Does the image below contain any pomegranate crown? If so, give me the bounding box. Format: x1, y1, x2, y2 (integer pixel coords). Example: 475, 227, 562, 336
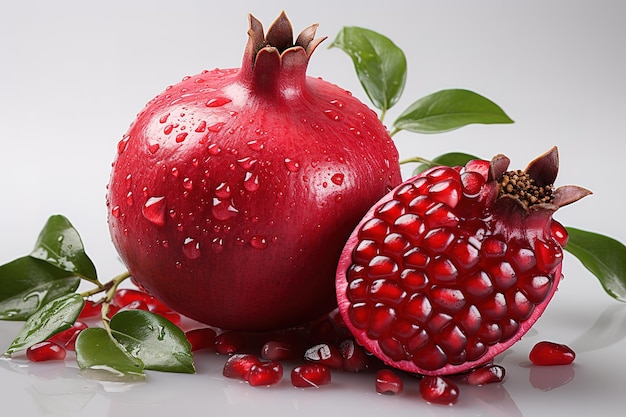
488, 146, 591, 213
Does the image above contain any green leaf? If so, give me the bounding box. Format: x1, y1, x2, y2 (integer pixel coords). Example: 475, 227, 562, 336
410, 152, 481, 175
75, 327, 145, 380
110, 310, 195, 374
393, 89, 514, 134
5, 293, 84, 354
29, 215, 98, 283
0, 256, 80, 320
564, 227, 626, 302
330, 26, 407, 113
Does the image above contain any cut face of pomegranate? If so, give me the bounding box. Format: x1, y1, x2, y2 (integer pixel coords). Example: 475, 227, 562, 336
336, 147, 590, 375
106, 12, 401, 332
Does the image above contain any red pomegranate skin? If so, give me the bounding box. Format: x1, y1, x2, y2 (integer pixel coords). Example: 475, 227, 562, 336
106, 13, 401, 331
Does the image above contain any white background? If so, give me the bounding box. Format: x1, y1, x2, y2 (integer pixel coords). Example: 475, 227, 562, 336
1, 1, 626, 416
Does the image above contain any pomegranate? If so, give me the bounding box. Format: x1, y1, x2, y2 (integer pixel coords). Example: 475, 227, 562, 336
336, 147, 591, 375
106, 12, 401, 331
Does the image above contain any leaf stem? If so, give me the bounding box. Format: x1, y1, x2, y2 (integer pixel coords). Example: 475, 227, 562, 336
99, 271, 132, 333
399, 156, 435, 166
389, 127, 402, 138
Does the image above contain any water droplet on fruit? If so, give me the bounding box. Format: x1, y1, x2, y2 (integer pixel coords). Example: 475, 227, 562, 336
330, 99, 345, 108
244, 172, 260, 192
142, 196, 166, 226
183, 178, 193, 191
247, 139, 265, 151
171, 167, 180, 178
214, 182, 231, 199
208, 143, 221, 155
111, 206, 121, 218
159, 113, 170, 123
126, 191, 134, 206
183, 237, 201, 259
176, 132, 188, 143
237, 157, 257, 170
211, 237, 224, 253
195, 121, 207, 132
164, 124, 174, 135
324, 109, 341, 121
331, 173, 344, 186
250, 236, 268, 250
117, 135, 130, 154
208, 122, 225, 132
211, 198, 239, 221
206, 97, 232, 107
148, 143, 160, 154
285, 158, 300, 172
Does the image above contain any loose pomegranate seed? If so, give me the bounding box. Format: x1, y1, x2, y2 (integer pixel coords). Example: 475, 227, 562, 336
291, 364, 332, 388
185, 327, 217, 351
529, 341, 575, 365
247, 361, 283, 386
304, 343, 344, 369
419, 376, 459, 405
214, 331, 246, 354
261, 340, 295, 361
49, 321, 88, 346
339, 339, 370, 372
119, 299, 150, 312
466, 364, 506, 385
375, 369, 403, 395
26, 341, 67, 362
223, 354, 262, 380
78, 300, 102, 320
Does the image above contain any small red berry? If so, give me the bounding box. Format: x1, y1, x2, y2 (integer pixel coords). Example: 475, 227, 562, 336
26, 341, 67, 362
419, 376, 459, 405
375, 369, 403, 395
529, 341, 575, 365
223, 354, 262, 380
290, 364, 332, 388
185, 327, 217, 351
247, 361, 283, 386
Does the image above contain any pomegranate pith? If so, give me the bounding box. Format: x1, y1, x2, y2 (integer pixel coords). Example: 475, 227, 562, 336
106, 12, 401, 331
336, 147, 590, 375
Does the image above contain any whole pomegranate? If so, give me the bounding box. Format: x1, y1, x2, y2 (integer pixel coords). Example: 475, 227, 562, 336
336, 147, 590, 375
107, 13, 401, 331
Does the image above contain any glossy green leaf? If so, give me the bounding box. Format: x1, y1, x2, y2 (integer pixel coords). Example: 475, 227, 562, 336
393, 89, 514, 134
411, 152, 481, 175
564, 227, 626, 302
75, 327, 145, 380
330, 26, 407, 113
0, 256, 81, 320
29, 215, 98, 283
110, 310, 195, 374
5, 293, 84, 354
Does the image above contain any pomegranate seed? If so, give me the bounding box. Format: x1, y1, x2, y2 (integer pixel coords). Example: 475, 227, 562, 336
214, 331, 245, 354
223, 354, 262, 380
419, 376, 459, 405
119, 299, 150, 312
466, 364, 506, 385
261, 340, 295, 361
291, 364, 331, 388
49, 321, 88, 346
375, 369, 403, 395
338, 339, 370, 372
114, 288, 151, 306
185, 328, 217, 351
304, 343, 344, 369
26, 341, 66, 362
78, 300, 102, 320
247, 361, 283, 386
529, 341, 575, 365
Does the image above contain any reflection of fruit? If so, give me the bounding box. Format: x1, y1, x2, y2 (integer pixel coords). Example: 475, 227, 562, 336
106, 12, 401, 332
529, 341, 575, 365
336, 147, 590, 375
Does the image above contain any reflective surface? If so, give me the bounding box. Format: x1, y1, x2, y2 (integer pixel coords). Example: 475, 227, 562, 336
2, 0, 626, 415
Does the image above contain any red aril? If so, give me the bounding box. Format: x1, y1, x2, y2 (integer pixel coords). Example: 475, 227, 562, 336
247, 361, 284, 386
336, 148, 590, 375
466, 364, 506, 385
78, 300, 102, 320
26, 341, 67, 362
291, 364, 332, 388
106, 12, 401, 332
338, 338, 370, 372
529, 341, 575, 365
223, 354, 262, 380
419, 376, 459, 405
185, 327, 217, 351
261, 340, 296, 361
214, 331, 246, 354
375, 369, 403, 395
